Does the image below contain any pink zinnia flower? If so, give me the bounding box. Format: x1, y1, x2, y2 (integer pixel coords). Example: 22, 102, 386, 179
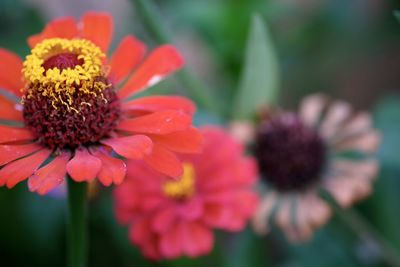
114, 127, 259, 259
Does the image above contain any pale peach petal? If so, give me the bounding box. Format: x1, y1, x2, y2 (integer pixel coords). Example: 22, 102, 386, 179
340, 112, 372, 136
252, 191, 278, 234
319, 101, 351, 140
303, 193, 331, 229
290, 194, 314, 241
275, 196, 291, 230
299, 94, 326, 127
331, 159, 379, 181
323, 175, 372, 208
330, 112, 372, 143
275, 195, 304, 241
277, 192, 331, 242
333, 130, 381, 154
324, 177, 352, 207
229, 121, 256, 144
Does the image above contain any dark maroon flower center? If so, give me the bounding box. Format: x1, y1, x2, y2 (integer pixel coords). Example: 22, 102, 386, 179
23, 78, 121, 150
42, 53, 84, 70
254, 113, 327, 192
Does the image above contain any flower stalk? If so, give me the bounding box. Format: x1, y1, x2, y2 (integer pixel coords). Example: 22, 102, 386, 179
132, 0, 221, 115
322, 191, 400, 267
67, 177, 88, 267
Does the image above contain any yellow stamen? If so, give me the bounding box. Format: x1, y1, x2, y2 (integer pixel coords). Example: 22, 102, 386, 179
163, 163, 196, 199
22, 38, 108, 111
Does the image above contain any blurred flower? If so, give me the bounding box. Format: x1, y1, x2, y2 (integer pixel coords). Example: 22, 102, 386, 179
0, 11, 202, 195
251, 94, 380, 241
114, 127, 259, 260
229, 120, 255, 144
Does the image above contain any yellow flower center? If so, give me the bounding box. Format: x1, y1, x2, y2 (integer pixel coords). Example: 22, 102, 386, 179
163, 164, 196, 199
22, 38, 109, 112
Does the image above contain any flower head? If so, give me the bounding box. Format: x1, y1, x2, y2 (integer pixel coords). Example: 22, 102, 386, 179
0, 12, 202, 195
114, 127, 259, 260
252, 94, 380, 241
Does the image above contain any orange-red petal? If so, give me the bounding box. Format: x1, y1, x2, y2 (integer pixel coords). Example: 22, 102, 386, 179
0, 149, 51, 188
0, 95, 23, 121
66, 148, 101, 182
28, 152, 70, 195
118, 45, 184, 99
91, 149, 127, 186
122, 95, 196, 116
117, 110, 192, 134
0, 143, 42, 166
0, 125, 34, 144
0, 48, 24, 97
110, 35, 147, 84
81, 12, 113, 53
149, 127, 203, 154
27, 17, 78, 48
101, 135, 153, 159
144, 144, 183, 178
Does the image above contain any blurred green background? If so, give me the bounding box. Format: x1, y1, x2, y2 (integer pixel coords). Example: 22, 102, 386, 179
0, 0, 400, 266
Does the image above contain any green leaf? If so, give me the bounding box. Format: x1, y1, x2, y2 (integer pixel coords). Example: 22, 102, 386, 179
373, 95, 400, 167
394, 10, 400, 23
233, 14, 280, 120
226, 228, 273, 267
368, 95, 400, 252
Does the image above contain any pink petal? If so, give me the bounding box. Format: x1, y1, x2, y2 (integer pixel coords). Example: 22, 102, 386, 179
151, 205, 177, 233
101, 135, 153, 159
109, 35, 147, 84
0, 149, 51, 188
129, 218, 161, 260
114, 185, 140, 224
118, 45, 184, 99
235, 191, 259, 217
202, 203, 232, 228
178, 197, 204, 220
28, 152, 70, 195
159, 222, 183, 259
129, 217, 152, 245
125, 160, 164, 192
117, 110, 192, 134
181, 221, 214, 257
91, 149, 126, 186
66, 148, 101, 182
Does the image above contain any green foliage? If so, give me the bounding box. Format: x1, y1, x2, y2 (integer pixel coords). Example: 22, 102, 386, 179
394, 10, 400, 23
232, 14, 280, 120
368, 96, 400, 251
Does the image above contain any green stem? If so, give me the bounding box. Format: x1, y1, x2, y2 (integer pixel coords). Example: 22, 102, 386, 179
67, 178, 88, 267
132, 0, 221, 115
322, 192, 400, 267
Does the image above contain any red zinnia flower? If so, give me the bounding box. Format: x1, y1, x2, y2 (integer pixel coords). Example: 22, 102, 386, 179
114, 127, 259, 260
0, 11, 202, 195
